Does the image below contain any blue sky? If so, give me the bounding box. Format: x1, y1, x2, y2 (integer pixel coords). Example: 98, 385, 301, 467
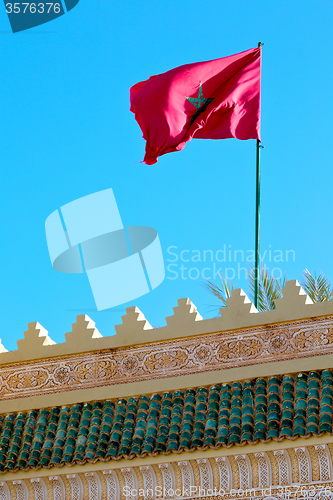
1, 0, 333, 350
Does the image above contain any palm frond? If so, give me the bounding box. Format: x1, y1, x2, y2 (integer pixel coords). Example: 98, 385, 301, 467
204, 273, 235, 308
248, 266, 286, 311
300, 269, 333, 302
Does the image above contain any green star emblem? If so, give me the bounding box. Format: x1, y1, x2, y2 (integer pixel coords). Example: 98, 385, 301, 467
186, 82, 213, 125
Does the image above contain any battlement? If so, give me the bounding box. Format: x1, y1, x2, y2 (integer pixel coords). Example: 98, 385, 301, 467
0, 279, 331, 364
1, 279, 333, 415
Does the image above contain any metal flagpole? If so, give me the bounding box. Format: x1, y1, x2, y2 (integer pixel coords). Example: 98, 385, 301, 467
254, 42, 263, 310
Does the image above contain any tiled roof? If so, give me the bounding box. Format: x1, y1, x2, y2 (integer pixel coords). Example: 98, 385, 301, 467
1, 369, 333, 473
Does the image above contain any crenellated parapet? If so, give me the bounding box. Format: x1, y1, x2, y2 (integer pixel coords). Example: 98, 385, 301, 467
17, 322, 56, 351
0, 280, 332, 363
1, 280, 333, 412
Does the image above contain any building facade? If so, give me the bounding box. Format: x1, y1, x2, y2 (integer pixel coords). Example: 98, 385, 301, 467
0, 280, 333, 500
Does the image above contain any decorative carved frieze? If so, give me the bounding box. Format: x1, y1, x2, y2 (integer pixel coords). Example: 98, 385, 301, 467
1, 315, 333, 400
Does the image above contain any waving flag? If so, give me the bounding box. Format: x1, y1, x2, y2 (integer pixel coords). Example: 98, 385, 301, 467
130, 47, 261, 165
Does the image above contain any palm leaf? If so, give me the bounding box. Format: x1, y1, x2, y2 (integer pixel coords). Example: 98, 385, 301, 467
300, 269, 333, 302
248, 265, 286, 311
204, 272, 235, 308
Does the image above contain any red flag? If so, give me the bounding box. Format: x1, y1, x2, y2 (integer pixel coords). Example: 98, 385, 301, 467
130, 47, 261, 165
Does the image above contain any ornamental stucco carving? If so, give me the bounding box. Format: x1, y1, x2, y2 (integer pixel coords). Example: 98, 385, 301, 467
0, 315, 333, 401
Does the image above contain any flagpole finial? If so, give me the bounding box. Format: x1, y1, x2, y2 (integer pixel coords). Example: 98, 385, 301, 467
258, 42, 264, 47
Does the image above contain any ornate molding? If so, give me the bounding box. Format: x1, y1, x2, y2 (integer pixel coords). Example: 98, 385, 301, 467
235, 455, 251, 489
0, 446, 333, 499
177, 461, 194, 497
31, 478, 46, 500
316, 445, 332, 481
294, 447, 312, 483
215, 457, 232, 491
158, 463, 175, 498
255, 452, 271, 488
0, 482, 10, 500
121, 468, 137, 500
273, 450, 291, 486
196, 458, 213, 491
139, 466, 155, 500
1, 315, 333, 401
103, 470, 119, 500
66, 474, 83, 500
13, 480, 27, 500
49, 476, 65, 500
85, 472, 101, 500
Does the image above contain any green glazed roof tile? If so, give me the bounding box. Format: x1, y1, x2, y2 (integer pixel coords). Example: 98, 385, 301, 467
4, 368, 333, 472
142, 397, 161, 453
3, 413, 25, 471
81, 402, 104, 458
16, 410, 38, 469
307, 423, 319, 434
155, 392, 172, 451
28, 409, 49, 468
49, 406, 71, 466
